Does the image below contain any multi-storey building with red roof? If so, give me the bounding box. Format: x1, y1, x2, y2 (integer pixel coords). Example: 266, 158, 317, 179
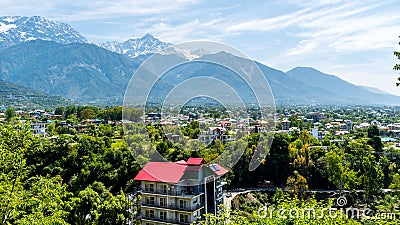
134, 157, 228, 225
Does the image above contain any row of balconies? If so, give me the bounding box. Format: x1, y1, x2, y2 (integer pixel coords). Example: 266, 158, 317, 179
141, 215, 192, 225
142, 188, 203, 197
142, 202, 204, 212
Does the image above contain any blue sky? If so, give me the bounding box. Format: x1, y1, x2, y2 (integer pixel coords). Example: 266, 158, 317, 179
2, 0, 400, 95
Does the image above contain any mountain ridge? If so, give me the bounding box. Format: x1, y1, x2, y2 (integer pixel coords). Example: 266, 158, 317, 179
0, 16, 398, 106
98, 34, 172, 58
0, 40, 138, 103
0, 16, 88, 49
0, 79, 72, 108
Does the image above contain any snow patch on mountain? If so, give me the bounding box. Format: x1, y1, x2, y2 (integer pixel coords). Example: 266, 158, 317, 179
98, 34, 172, 58
0, 23, 17, 33
98, 34, 214, 60
0, 16, 88, 49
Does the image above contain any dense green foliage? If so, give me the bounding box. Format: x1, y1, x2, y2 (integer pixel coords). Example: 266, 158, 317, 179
201, 190, 400, 224
3, 105, 400, 224
0, 80, 72, 108
0, 123, 140, 224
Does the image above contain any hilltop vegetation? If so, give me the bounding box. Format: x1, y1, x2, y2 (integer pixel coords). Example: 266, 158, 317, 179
0, 80, 72, 108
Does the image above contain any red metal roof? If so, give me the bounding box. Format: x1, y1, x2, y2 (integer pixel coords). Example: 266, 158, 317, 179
185, 165, 202, 171
134, 162, 187, 183
213, 164, 229, 176
134, 158, 227, 183
186, 157, 206, 165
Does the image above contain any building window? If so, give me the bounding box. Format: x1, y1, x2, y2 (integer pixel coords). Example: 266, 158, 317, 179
146, 196, 155, 205
145, 209, 155, 218
162, 185, 168, 194
148, 183, 154, 192
160, 211, 167, 220
179, 200, 186, 209
160, 197, 166, 207
179, 214, 189, 223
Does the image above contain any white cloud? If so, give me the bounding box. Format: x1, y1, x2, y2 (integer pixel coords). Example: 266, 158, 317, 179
221, 0, 400, 57
134, 18, 226, 43
225, 1, 356, 33
286, 1, 400, 55
225, 8, 309, 32
0, 0, 199, 21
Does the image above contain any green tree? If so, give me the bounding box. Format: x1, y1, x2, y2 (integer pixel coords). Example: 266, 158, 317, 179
46, 122, 56, 135
0, 124, 70, 224
65, 105, 76, 118
55, 106, 65, 116
362, 154, 384, 203
68, 182, 130, 225
326, 150, 344, 189
80, 108, 96, 120
5, 107, 15, 121
98, 106, 122, 121
389, 169, 400, 189
367, 125, 383, 152
285, 171, 308, 196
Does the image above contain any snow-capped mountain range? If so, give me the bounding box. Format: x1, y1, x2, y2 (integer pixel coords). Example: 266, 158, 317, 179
0, 16, 173, 58
98, 34, 172, 58
0, 16, 88, 49
0, 16, 206, 59
0, 15, 399, 105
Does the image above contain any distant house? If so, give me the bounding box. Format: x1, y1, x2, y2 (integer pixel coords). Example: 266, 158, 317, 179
371, 120, 381, 127
281, 119, 290, 131
29, 109, 45, 118
310, 127, 324, 140
147, 112, 161, 122
288, 127, 300, 134
219, 120, 231, 128
30, 122, 47, 135
345, 120, 353, 131
81, 119, 104, 125
199, 127, 234, 144
381, 137, 398, 143
134, 158, 228, 225
306, 112, 326, 123
356, 123, 370, 129
166, 133, 181, 143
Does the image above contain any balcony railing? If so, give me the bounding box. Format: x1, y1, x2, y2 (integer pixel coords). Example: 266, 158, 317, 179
142, 188, 203, 197
216, 180, 227, 188
142, 202, 204, 212
142, 215, 192, 224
